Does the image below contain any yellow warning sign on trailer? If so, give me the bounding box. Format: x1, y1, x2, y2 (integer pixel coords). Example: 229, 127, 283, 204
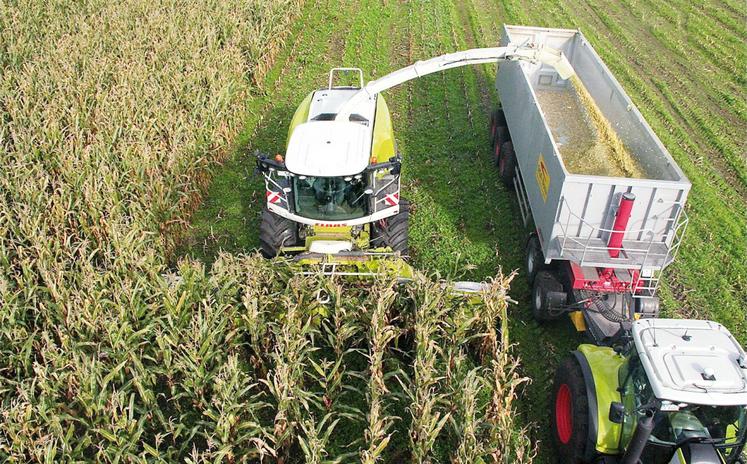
535, 154, 550, 202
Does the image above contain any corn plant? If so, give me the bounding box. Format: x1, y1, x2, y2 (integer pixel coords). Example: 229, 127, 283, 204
449, 363, 485, 464
262, 277, 320, 461
405, 278, 451, 464
297, 413, 339, 464
481, 278, 536, 464
360, 281, 399, 464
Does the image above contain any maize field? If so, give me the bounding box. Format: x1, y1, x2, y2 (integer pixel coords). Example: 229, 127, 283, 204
2, 0, 745, 461
0, 0, 533, 461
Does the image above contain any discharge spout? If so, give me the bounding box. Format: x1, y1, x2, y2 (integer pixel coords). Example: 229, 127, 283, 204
608, 192, 635, 258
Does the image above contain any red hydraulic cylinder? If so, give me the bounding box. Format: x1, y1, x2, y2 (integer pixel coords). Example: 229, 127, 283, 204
608, 192, 635, 258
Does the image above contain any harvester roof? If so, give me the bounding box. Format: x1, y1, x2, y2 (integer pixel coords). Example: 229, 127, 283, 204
285, 121, 371, 177
285, 88, 376, 177
633, 319, 747, 406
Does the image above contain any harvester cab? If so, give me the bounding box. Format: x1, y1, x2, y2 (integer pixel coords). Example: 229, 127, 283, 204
256, 67, 409, 277
553, 319, 747, 464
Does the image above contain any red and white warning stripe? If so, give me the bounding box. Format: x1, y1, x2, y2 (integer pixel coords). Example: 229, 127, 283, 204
384, 193, 399, 206
266, 191, 281, 204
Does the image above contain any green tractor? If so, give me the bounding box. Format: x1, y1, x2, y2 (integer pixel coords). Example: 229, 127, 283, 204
553, 319, 747, 463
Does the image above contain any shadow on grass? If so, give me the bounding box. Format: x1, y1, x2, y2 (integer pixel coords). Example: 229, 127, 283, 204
173, 102, 297, 265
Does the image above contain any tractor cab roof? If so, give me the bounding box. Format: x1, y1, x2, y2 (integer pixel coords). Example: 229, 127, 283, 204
285, 88, 377, 177
633, 319, 747, 406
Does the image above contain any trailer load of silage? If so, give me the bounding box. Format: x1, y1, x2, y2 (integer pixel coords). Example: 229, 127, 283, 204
536, 76, 647, 178
0, 253, 534, 463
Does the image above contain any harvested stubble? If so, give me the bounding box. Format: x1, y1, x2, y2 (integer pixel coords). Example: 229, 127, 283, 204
537, 76, 647, 178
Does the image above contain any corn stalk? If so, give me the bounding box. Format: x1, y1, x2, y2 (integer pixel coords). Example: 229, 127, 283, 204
360, 281, 399, 464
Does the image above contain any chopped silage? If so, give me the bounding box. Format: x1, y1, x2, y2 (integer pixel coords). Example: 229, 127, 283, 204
536, 76, 647, 178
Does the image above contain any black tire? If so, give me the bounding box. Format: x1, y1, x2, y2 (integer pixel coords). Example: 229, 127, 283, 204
489, 109, 506, 145
259, 208, 298, 258
531, 270, 565, 322
493, 126, 510, 157
525, 234, 547, 286
498, 141, 516, 190
372, 198, 409, 254
552, 356, 592, 464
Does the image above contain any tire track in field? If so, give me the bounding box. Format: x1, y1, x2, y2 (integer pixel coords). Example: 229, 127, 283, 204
453, 0, 491, 116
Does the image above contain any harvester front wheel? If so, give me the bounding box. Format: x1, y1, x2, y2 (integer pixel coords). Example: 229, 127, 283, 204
498, 141, 516, 190
552, 356, 592, 463
259, 208, 298, 258
372, 198, 410, 255
531, 270, 565, 322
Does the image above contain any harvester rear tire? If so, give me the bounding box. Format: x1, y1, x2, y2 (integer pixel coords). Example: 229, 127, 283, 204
531, 270, 564, 322
259, 208, 298, 258
372, 198, 410, 255
498, 141, 516, 191
490, 109, 506, 145
552, 356, 592, 464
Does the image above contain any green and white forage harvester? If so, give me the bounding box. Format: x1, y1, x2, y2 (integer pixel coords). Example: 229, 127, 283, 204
487, 26, 746, 463
255, 42, 574, 281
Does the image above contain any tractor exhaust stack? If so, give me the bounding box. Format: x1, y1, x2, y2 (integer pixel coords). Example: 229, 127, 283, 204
620, 409, 654, 464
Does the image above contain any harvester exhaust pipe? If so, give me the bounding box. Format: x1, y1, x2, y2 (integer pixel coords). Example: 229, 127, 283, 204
608, 192, 635, 258
620, 409, 654, 464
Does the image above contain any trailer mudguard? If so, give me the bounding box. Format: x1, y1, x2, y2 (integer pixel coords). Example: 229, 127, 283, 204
286, 91, 314, 147
576, 344, 626, 455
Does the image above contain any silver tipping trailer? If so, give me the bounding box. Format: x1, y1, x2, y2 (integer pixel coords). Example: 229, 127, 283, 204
490, 25, 691, 344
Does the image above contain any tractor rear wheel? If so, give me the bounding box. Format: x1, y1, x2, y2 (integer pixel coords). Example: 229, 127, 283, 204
498, 141, 516, 190
259, 208, 298, 258
372, 198, 410, 254
552, 356, 592, 464
531, 270, 565, 322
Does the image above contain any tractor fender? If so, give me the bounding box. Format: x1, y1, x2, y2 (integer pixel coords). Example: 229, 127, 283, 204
575, 345, 626, 456
572, 350, 600, 462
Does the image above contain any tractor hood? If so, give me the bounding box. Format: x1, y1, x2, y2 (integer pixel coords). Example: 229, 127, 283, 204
285, 121, 371, 177
633, 319, 747, 406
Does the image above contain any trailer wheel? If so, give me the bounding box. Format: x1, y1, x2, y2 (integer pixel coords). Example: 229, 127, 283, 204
531, 270, 565, 322
372, 198, 410, 254
259, 208, 299, 258
498, 141, 516, 190
493, 127, 510, 164
490, 109, 506, 145
525, 235, 549, 285
552, 356, 592, 464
